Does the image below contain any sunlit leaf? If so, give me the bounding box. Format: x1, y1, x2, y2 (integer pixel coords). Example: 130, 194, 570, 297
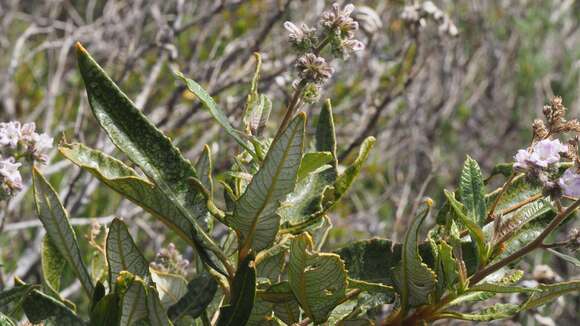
106, 218, 150, 287
459, 156, 487, 225
438, 303, 519, 321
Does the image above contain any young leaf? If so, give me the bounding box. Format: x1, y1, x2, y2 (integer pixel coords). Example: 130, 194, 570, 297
459, 156, 486, 225
60, 143, 206, 256
76, 43, 224, 275
438, 303, 519, 321
297, 152, 333, 181
22, 289, 85, 326
288, 233, 347, 324
393, 204, 437, 309
41, 236, 66, 293
331, 136, 376, 205
106, 218, 150, 287
177, 72, 255, 156
167, 273, 218, 322
217, 254, 257, 326
32, 168, 94, 296
232, 113, 305, 253
434, 241, 458, 297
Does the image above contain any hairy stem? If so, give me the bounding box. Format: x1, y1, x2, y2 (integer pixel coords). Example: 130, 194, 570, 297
274, 79, 307, 139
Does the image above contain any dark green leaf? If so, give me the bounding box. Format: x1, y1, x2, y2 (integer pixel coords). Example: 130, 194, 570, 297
167, 273, 218, 322
217, 254, 257, 326
459, 156, 487, 225
90, 293, 120, 326
23, 289, 85, 326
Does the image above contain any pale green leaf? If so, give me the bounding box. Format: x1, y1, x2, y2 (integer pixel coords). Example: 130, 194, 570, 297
434, 241, 458, 297
297, 152, 333, 181
119, 277, 148, 326
0, 313, 16, 326
150, 270, 188, 309
32, 168, 94, 296
145, 286, 170, 326
332, 136, 375, 205
288, 233, 347, 324
393, 205, 437, 309
41, 236, 66, 293
106, 218, 150, 287
548, 249, 580, 267
232, 113, 305, 252
438, 303, 519, 321
522, 280, 580, 310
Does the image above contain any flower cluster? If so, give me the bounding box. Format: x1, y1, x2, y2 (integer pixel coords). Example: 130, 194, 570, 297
283, 3, 367, 103
150, 243, 191, 277
401, 1, 458, 37
0, 121, 53, 201
513, 98, 580, 198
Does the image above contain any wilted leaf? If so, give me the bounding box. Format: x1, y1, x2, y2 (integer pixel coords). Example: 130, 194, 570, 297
32, 168, 94, 296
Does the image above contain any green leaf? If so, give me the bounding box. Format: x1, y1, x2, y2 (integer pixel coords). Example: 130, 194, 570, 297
438, 303, 519, 321
447, 269, 524, 306
59, 143, 206, 260
150, 270, 188, 309
145, 286, 170, 326
288, 233, 347, 324
90, 293, 120, 326
393, 204, 437, 309
41, 236, 67, 293
232, 113, 305, 253
444, 190, 487, 266
297, 152, 333, 181
23, 289, 85, 326
434, 241, 458, 297
106, 218, 150, 287
266, 283, 300, 325
76, 44, 223, 275
467, 283, 537, 294
32, 168, 94, 296
177, 72, 255, 156
278, 101, 338, 234
548, 249, 580, 267
118, 275, 148, 326
332, 137, 375, 205
0, 284, 37, 309
459, 156, 487, 225
522, 280, 580, 310
0, 313, 16, 326
167, 273, 218, 322
217, 254, 257, 326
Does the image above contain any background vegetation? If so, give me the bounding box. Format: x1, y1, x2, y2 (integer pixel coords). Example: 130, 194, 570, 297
0, 0, 578, 324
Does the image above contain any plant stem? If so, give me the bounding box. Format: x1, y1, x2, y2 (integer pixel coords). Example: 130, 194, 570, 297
486, 172, 517, 221
275, 79, 307, 139
470, 197, 580, 284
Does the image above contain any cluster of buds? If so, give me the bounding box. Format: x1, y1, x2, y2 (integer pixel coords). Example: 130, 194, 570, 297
400, 1, 458, 37
0, 121, 53, 201
150, 243, 191, 277
284, 3, 368, 103
513, 98, 580, 198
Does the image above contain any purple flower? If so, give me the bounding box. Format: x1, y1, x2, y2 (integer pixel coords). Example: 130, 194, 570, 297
514, 139, 567, 170
559, 168, 580, 198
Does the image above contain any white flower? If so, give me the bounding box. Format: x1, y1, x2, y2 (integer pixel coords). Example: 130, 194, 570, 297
20, 122, 36, 143
0, 121, 21, 148
0, 157, 23, 192
559, 168, 580, 197
514, 139, 567, 170
32, 133, 53, 152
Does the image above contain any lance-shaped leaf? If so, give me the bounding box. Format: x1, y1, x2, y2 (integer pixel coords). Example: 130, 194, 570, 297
279, 101, 339, 233
522, 280, 580, 310
41, 236, 66, 293
177, 72, 255, 156
106, 218, 150, 287
167, 273, 218, 322
22, 289, 85, 326
331, 136, 375, 205
217, 254, 257, 326
232, 113, 305, 253
434, 241, 458, 297
288, 233, 347, 324
146, 286, 170, 326
76, 43, 223, 274
0, 313, 15, 326
393, 204, 437, 309
548, 249, 580, 267
0, 284, 38, 309
297, 152, 333, 181
467, 283, 538, 294
438, 303, 519, 321
32, 168, 94, 296
60, 143, 201, 255
459, 156, 486, 225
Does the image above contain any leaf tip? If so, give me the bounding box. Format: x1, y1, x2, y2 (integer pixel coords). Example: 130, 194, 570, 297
75, 41, 87, 54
